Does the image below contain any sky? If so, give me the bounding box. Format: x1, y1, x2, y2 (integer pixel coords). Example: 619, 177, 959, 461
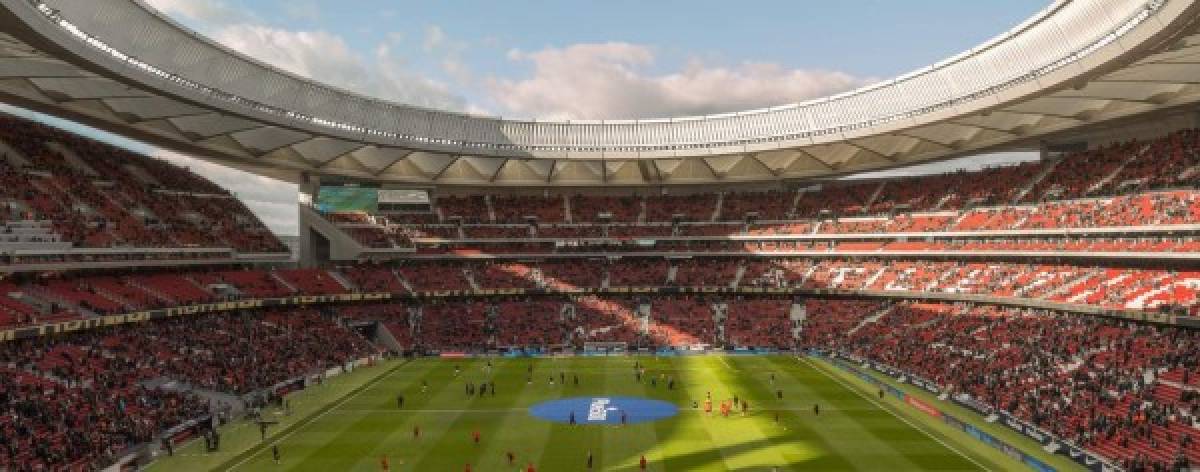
11, 0, 1052, 235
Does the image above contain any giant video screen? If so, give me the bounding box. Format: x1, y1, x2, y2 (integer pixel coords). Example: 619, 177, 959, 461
316, 186, 378, 213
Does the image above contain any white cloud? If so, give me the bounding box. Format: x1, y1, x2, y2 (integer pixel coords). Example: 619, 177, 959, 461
422, 25, 446, 53
419, 25, 473, 87
141, 0, 250, 25
282, 0, 321, 22
488, 42, 874, 120
144, 0, 467, 112
210, 24, 467, 111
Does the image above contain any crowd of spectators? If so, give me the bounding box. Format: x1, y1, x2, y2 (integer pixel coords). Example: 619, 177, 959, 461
0, 307, 373, 469
0, 115, 286, 254
4, 258, 1200, 331
724, 297, 793, 348
397, 189, 1200, 244
802, 300, 1200, 470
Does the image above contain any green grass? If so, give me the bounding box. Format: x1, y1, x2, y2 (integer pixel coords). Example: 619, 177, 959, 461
150, 355, 1059, 471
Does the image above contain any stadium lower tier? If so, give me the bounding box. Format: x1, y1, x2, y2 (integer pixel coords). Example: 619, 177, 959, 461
2, 257, 1199, 331
0, 307, 376, 470
801, 301, 1200, 471
4, 297, 1200, 470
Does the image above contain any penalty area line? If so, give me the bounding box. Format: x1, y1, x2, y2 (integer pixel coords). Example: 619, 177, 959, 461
798, 356, 991, 472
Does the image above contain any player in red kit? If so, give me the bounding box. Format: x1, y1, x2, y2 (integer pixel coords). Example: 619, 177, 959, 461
640, 455, 648, 470
380, 455, 389, 471
472, 429, 480, 445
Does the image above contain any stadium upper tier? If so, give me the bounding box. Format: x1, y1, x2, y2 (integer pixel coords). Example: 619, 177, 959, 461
0, 113, 289, 267
1, 0, 1200, 185
307, 127, 1200, 260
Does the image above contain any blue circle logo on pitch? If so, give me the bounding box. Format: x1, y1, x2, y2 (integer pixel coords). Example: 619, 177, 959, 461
529, 396, 678, 424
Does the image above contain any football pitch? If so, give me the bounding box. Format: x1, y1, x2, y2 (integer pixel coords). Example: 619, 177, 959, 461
151, 355, 1067, 471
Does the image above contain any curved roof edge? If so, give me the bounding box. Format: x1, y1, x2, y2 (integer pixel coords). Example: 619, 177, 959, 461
11, 0, 1178, 156
0, 0, 1198, 187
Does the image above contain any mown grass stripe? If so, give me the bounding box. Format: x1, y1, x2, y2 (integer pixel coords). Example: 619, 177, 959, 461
177, 356, 1010, 471
799, 356, 990, 471
214, 359, 412, 471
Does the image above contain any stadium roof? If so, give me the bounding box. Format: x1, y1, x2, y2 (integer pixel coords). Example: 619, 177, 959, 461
0, 0, 1199, 187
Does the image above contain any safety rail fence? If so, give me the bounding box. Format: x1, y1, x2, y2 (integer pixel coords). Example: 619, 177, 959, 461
1, 285, 1186, 343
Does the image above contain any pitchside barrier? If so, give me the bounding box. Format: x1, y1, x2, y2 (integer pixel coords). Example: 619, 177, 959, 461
814, 351, 1119, 472
1, 286, 1177, 343
426, 346, 784, 358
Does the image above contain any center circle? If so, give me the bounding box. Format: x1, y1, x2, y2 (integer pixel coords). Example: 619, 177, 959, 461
528, 396, 679, 425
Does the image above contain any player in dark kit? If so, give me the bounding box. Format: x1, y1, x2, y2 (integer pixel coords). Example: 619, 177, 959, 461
587, 450, 594, 469
396, 393, 404, 409
272, 445, 280, 464
569, 410, 577, 425
813, 403, 820, 415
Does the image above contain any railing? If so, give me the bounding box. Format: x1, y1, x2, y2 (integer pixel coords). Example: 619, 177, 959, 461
0, 284, 1179, 343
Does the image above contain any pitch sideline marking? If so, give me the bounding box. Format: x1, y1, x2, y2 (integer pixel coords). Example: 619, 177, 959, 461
798, 356, 991, 472
225, 361, 413, 471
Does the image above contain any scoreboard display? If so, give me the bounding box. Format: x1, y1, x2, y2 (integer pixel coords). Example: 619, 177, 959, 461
316, 185, 378, 213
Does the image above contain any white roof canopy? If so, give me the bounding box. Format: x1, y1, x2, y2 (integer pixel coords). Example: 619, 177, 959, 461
0, 0, 1197, 186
